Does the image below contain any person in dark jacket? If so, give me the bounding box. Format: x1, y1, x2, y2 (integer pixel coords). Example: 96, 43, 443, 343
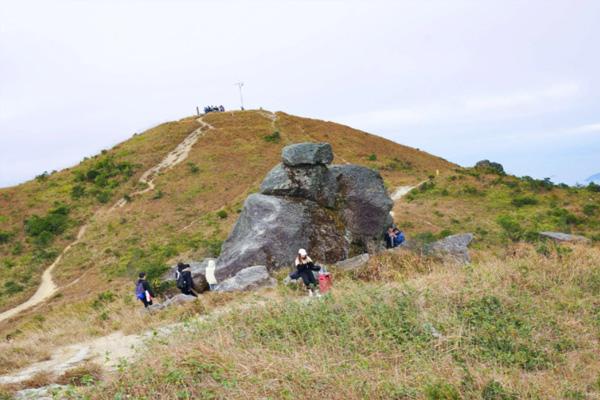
135, 272, 155, 308
175, 262, 198, 297
385, 226, 397, 249
289, 248, 321, 297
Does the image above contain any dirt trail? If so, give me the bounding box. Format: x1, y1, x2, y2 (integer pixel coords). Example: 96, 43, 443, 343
0, 117, 213, 325
389, 180, 428, 218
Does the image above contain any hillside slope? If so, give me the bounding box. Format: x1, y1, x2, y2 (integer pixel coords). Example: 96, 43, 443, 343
0, 110, 453, 322
0, 110, 599, 399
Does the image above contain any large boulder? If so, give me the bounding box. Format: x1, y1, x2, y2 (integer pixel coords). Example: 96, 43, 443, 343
539, 231, 590, 244
214, 142, 393, 281
426, 233, 473, 264
282, 143, 333, 166
215, 194, 347, 280
331, 165, 393, 251
260, 163, 337, 208
214, 265, 276, 292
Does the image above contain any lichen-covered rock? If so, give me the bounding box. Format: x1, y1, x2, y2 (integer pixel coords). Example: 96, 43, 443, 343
282, 143, 333, 166
260, 163, 337, 208
214, 194, 346, 280
426, 233, 473, 264
214, 265, 276, 292
539, 231, 590, 244
331, 165, 393, 251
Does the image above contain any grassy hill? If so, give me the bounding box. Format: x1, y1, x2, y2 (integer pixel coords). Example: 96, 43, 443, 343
0, 110, 599, 399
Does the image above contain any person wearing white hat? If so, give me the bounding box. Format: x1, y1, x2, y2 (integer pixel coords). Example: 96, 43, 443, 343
289, 248, 320, 296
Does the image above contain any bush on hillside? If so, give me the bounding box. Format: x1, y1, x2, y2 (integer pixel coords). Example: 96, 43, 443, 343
367, 153, 377, 161
70, 184, 86, 200
263, 131, 281, 143
583, 204, 598, 216
496, 215, 523, 241
187, 162, 200, 174
474, 160, 505, 175
24, 204, 71, 246
511, 196, 539, 207
0, 231, 12, 244
35, 171, 49, 182
587, 182, 600, 193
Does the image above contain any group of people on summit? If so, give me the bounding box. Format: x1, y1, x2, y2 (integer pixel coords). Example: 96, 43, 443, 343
204, 105, 225, 113
136, 225, 406, 307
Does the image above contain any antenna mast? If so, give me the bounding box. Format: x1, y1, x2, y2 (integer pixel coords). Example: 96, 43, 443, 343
234, 82, 245, 110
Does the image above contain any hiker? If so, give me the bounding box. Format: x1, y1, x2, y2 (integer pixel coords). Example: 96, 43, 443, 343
289, 248, 321, 297
175, 262, 197, 297
385, 227, 397, 248
135, 272, 155, 308
393, 228, 405, 246
219, 105, 225, 112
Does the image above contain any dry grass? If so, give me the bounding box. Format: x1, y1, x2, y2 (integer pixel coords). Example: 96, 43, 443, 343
75, 244, 600, 399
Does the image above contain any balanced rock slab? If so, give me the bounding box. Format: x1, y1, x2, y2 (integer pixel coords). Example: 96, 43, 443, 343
260, 163, 337, 208
282, 143, 333, 166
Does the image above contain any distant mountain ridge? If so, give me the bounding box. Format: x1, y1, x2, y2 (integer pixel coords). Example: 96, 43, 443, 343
586, 172, 600, 183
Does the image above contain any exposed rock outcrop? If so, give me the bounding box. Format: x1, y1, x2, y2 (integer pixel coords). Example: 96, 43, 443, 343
147, 293, 197, 313
335, 253, 370, 271
214, 142, 392, 280
426, 233, 473, 264
539, 231, 590, 244
214, 265, 276, 292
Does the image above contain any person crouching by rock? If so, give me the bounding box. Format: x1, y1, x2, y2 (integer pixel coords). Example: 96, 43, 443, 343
175, 262, 198, 298
135, 272, 155, 308
289, 248, 321, 297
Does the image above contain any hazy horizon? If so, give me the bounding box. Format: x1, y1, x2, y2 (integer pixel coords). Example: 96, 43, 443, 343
2, 0, 599, 187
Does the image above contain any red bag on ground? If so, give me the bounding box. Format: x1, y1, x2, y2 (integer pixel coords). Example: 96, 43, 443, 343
318, 267, 333, 294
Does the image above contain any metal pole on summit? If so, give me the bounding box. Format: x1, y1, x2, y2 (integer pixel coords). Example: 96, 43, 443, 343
235, 82, 245, 110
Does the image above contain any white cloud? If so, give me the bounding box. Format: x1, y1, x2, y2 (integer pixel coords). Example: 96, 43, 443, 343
335, 82, 582, 129
568, 123, 600, 134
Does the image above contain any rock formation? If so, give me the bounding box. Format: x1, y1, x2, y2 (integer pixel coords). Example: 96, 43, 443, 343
214, 142, 393, 280
539, 231, 590, 244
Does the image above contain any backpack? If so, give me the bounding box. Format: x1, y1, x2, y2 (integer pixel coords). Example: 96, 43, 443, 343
135, 281, 145, 300
176, 271, 188, 290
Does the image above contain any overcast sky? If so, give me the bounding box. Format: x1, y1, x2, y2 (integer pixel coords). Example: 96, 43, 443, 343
1, 0, 599, 187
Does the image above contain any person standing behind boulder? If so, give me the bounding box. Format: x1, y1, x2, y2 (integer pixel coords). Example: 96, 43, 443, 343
289, 248, 321, 297
135, 272, 155, 308
175, 262, 198, 298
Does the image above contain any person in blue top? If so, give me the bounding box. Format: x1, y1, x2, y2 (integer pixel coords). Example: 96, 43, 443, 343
385, 226, 405, 248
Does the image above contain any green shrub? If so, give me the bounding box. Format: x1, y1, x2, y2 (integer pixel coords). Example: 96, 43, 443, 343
511, 196, 538, 207
424, 381, 461, 400
496, 215, 523, 241
263, 131, 281, 143
216, 210, 228, 219
24, 203, 71, 245
70, 184, 86, 200
587, 182, 600, 193
0, 230, 11, 244
583, 203, 598, 216
481, 380, 517, 400
367, 153, 377, 161
152, 190, 164, 200
4, 280, 24, 295
35, 171, 49, 182
459, 296, 549, 370
187, 162, 200, 174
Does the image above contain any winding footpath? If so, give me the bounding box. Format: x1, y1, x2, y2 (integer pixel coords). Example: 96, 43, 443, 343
0, 117, 213, 325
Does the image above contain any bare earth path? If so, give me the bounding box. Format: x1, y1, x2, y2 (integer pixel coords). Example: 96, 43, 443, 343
0, 117, 213, 324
